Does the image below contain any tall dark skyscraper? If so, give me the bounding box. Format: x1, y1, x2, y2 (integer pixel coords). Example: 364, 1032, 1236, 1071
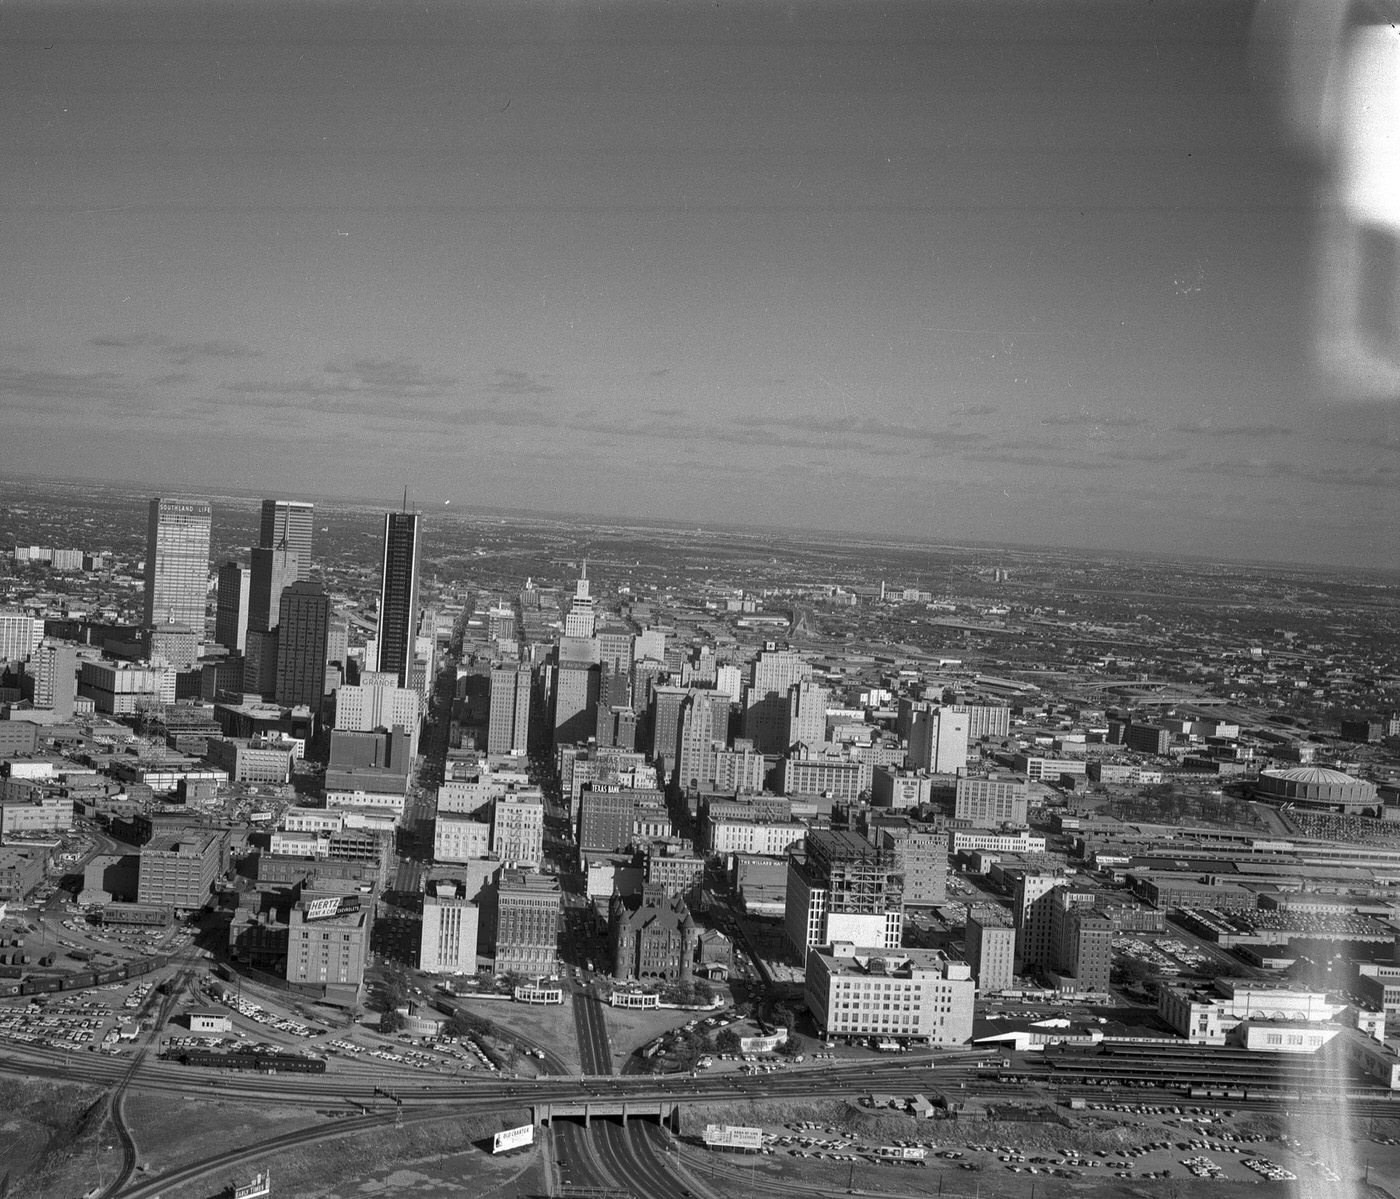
214, 561, 250, 653
248, 545, 299, 635
275, 581, 331, 711
259, 499, 314, 581
143, 497, 212, 632
376, 511, 421, 688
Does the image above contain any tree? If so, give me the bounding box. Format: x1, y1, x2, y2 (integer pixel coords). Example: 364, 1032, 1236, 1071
446, 1010, 491, 1039
380, 1009, 406, 1034
777, 1032, 804, 1057
771, 1002, 796, 1031
714, 1028, 742, 1055
692, 979, 714, 1005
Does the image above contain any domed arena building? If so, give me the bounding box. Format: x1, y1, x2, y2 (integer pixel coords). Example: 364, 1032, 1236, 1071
1253, 766, 1377, 814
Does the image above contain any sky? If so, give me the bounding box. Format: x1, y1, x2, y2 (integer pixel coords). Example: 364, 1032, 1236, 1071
2, 0, 1397, 569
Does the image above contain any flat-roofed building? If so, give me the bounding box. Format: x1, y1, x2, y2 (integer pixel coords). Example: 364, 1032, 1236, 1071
708, 817, 805, 858
79, 661, 176, 715
780, 753, 871, 802
286, 894, 371, 1005
434, 813, 491, 863
0, 846, 46, 899
281, 807, 344, 834
490, 793, 544, 868
785, 830, 903, 966
954, 774, 1029, 826
1011, 754, 1087, 782
487, 869, 560, 976
644, 846, 705, 908
204, 736, 294, 784
0, 791, 73, 836
805, 942, 974, 1045
335, 680, 422, 759
137, 831, 221, 913
965, 907, 1016, 993
420, 877, 480, 974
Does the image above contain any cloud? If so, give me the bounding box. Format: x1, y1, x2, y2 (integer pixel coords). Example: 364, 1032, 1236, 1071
487, 369, 553, 396
89, 333, 155, 349
951, 403, 999, 417
226, 355, 457, 404
325, 356, 456, 392
964, 447, 1121, 471
1171, 419, 1293, 437
1098, 445, 1189, 464
734, 411, 988, 448
165, 339, 261, 364
151, 371, 197, 386
1041, 411, 1148, 428
88, 332, 262, 365
0, 365, 126, 400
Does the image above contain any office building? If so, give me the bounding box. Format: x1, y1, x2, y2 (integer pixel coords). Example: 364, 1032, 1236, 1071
1011, 754, 1087, 783
0, 610, 43, 664
743, 645, 812, 753
78, 661, 176, 715
804, 943, 975, 1045
433, 814, 492, 863
965, 908, 1016, 994
137, 831, 221, 913
376, 511, 421, 688
1012, 871, 1067, 972
785, 830, 903, 966
243, 628, 278, 697
1123, 723, 1173, 755
31, 640, 77, 716
248, 545, 299, 636
676, 688, 728, 793
786, 679, 828, 749
906, 706, 969, 773
553, 659, 599, 749
215, 561, 251, 654
781, 753, 872, 801
945, 703, 1012, 741
420, 877, 480, 973
644, 846, 706, 908
954, 774, 1030, 826
578, 786, 663, 855
0, 792, 74, 837
491, 793, 545, 868
143, 498, 211, 632
884, 828, 947, 907
564, 565, 597, 638
870, 767, 936, 810
259, 499, 314, 581
708, 817, 805, 858
204, 736, 295, 785
286, 895, 371, 1003
1050, 889, 1114, 995
488, 665, 531, 757
335, 677, 422, 759
648, 683, 690, 775
274, 582, 332, 712
145, 624, 200, 671
488, 870, 560, 976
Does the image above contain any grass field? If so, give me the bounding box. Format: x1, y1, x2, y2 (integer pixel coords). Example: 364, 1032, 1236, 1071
147, 1105, 535, 1199
0, 1077, 115, 1199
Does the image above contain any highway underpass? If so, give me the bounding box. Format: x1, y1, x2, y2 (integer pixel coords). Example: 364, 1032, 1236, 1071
534, 1098, 681, 1131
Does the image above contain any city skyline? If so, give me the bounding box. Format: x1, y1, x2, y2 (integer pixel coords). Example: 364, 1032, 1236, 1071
3, 0, 1398, 570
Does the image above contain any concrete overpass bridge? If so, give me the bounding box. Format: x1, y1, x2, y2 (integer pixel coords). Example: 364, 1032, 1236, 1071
533, 1098, 681, 1131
